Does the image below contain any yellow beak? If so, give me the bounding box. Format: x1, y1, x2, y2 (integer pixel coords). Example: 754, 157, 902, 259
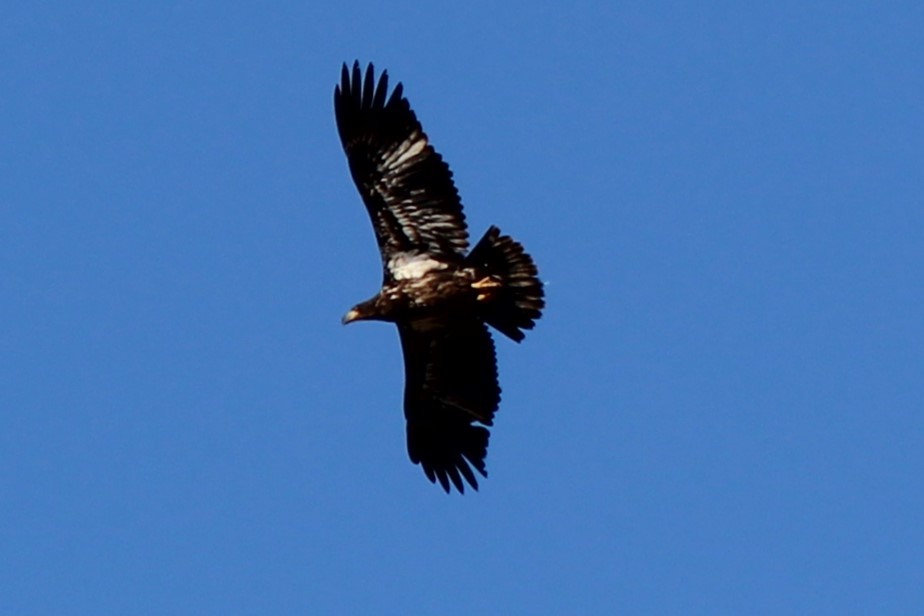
342, 308, 361, 325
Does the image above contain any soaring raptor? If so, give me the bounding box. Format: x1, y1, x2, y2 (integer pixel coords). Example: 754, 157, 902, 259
335, 62, 544, 493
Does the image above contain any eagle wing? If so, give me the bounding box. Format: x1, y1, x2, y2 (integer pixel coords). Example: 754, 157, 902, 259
334, 62, 469, 280
398, 318, 501, 493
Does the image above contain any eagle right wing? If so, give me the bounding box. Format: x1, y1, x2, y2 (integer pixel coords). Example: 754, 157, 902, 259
334, 62, 469, 279
397, 318, 501, 493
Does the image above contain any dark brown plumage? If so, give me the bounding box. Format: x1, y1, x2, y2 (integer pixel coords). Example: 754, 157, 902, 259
335, 62, 544, 493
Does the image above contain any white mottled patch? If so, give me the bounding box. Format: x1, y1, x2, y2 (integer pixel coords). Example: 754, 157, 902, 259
385, 132, 428, 169
388, 252, 447, 280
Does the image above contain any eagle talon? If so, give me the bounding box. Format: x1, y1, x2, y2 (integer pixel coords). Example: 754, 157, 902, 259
472, 276, 502, 290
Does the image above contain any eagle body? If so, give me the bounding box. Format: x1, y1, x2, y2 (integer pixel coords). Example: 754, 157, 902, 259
345, 253, 497, 323
335, 62, 544, 493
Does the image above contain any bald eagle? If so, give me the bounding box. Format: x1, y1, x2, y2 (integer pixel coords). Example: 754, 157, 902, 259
335, 62, 544, 493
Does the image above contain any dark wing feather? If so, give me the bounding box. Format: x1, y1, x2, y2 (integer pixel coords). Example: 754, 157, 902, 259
398, 319, 500, 493
335, 61, 469, 277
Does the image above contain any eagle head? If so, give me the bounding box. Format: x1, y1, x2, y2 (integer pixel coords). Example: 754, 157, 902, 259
342, 297, 381, 325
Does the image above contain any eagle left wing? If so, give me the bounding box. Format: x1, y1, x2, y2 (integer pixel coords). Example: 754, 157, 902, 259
334, 62, 469, 278
398, 318, 501, 493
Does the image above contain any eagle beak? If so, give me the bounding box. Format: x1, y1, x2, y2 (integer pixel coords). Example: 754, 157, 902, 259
342, 308, 361, 325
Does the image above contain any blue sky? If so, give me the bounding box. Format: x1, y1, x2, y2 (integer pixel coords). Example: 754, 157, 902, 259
2, 2, 922, 613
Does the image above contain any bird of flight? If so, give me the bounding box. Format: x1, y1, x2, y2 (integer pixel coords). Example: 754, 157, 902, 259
334, 62, 544, 493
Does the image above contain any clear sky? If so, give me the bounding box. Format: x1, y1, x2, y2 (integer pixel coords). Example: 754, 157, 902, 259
2, 2, 922, 614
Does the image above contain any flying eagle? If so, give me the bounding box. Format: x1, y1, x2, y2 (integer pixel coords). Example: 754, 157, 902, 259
334, 62, 544, 493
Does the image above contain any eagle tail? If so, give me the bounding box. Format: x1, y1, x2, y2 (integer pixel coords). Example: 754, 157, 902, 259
467, 226, 544, 342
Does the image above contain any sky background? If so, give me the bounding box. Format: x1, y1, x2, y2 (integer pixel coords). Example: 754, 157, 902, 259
2, 2, 922, 614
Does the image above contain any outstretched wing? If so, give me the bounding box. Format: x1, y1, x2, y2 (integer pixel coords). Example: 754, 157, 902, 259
398, 318, 501, 493
334, 61, 469, 278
